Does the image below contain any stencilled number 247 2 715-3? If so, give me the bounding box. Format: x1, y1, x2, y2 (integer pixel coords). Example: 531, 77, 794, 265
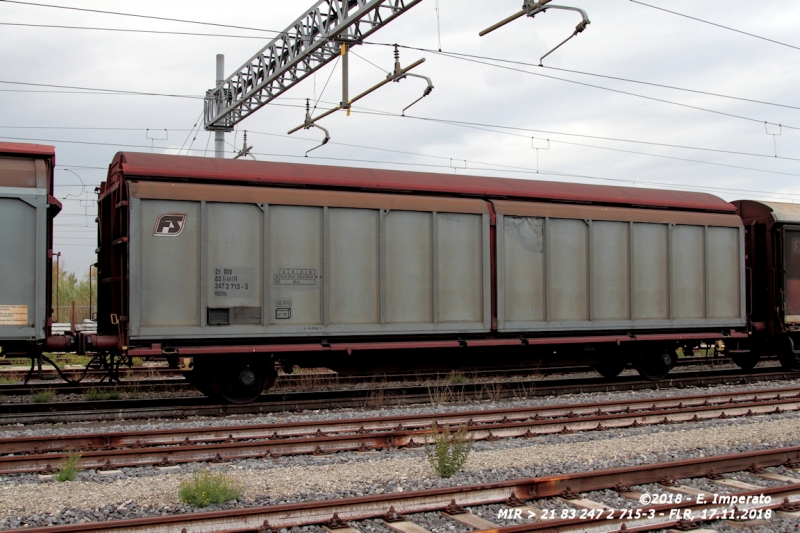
214, 268, 249, 291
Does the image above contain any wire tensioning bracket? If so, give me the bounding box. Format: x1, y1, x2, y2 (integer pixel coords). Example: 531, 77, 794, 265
297, 99, 331, 157
288, 46, 433, 153
480, 1, 591, 66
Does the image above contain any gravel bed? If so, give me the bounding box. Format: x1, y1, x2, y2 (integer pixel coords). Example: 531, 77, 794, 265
1, 376, 798, 529
1, 407, 798, 489
1, 426, 797, 531
673, 477, 725, 494
469, 504, 518, 526
360, 518, 400, 533
278, 527, 327, 533
403, 511, 474, 533
714, 516, 797, 533
578, 489, 634, 509
468, 498, 576, 527
723, 470, 788, 488
0, 388, 201, 405
2, 374, 797, 438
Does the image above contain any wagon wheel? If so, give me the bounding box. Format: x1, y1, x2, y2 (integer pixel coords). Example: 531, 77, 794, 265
183, 360, 216, 397
731, 352, 761, 371
634, 350, 675, 381
208, 356, 276, 404
592, 360, 627, 379
778, 337, 800, 372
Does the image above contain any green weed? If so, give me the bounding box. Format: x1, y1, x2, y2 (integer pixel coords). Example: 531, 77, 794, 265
447, 371, 467, 385
54, 452, 82, 482
31, 389, 55, 403
424, 423, 473, 478
179, 468, 242, 508
83, 388, 121, 401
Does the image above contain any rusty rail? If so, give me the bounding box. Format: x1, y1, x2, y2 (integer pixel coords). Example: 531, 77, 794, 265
2, 387, 798, 475
3, 366, 798, 426
5, 446, 800, 533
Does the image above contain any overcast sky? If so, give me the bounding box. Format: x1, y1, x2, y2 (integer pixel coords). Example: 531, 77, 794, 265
1, 0, 798, 276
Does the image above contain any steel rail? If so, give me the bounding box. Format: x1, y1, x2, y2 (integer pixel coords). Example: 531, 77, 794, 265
0, 364, 605, 394
0, 378, 189, 395
0, 357, 776, 393
471, 487, 792, 533
4, 385, 798, 452
2, 367, 799, 426
2, 387, 798, 475
0, 366, 182, 380
0, 359, 752, 395
5, 447, 800, 533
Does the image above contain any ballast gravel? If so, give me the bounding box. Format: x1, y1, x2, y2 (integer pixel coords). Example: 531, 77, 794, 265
1, 414, 800, 529
2, 375, 798, 439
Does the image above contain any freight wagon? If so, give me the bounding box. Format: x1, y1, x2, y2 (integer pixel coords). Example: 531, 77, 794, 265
734, 200, 800, 371
91, 152, 747, 402
0, 143, 59, 353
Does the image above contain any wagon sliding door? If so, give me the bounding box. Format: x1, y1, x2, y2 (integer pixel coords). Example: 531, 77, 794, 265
128, 181, 491, 340
494, 200, 745, 333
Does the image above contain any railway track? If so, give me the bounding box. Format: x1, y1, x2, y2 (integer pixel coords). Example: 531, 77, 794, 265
0, 365, 594, 396
1, 366, 798, 425
5, 445, 800, 533
2, 386, 799, 475
1, 365, 580, 396
0, 363, 596, 383
0, 358, 753, 395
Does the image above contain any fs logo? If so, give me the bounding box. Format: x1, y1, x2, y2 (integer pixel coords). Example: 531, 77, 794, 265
153, 213, 187, 237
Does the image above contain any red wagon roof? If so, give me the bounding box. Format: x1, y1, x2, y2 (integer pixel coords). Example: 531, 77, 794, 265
0, 142, 55, 160
110, 152, 735, 213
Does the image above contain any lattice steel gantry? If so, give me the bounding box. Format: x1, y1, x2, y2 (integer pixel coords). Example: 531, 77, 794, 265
204, 0, 424, 132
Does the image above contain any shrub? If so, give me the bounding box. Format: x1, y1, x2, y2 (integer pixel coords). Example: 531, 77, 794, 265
54, 452, 82, 482
83, 388, 121, 401
31, 390, 55, 403
179, 469, 242, 508
448, 371, 467, 385
424, 423, 473, 478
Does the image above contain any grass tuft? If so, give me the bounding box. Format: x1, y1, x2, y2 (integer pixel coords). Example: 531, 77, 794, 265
447, 371, 467, 385
83, 388, 121, 401
424, 423, 473, 478
54, 452, 82, 482
31, 389, 55, 403
179, 468, 242, 508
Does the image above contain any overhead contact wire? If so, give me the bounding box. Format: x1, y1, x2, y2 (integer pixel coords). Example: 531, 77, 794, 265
0, 0, 282, 35
365, 44, 799, 132
629, 0, 800, 52
370, 44, 800, 112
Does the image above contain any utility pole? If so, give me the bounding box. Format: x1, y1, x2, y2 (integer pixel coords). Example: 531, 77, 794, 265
215, 54, 226, 159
